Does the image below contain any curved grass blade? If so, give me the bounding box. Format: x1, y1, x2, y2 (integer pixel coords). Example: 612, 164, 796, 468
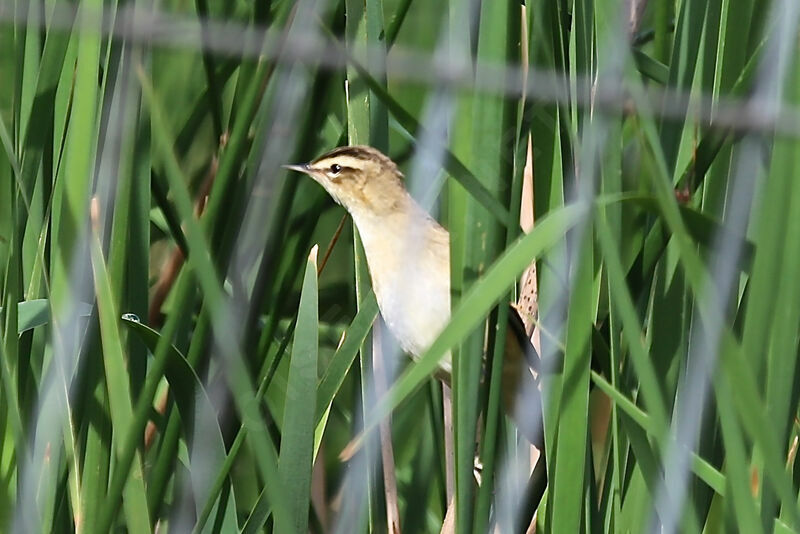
121, 317, 238, 533
0, 300, 93, 334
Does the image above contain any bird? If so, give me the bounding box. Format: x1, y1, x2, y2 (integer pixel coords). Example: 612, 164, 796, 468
284, 145, 542, 444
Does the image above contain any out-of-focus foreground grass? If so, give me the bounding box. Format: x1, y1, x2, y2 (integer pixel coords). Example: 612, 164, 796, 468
1, 0, 800, 532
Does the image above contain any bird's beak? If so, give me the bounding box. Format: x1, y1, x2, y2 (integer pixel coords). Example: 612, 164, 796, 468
282, 163, 310, 173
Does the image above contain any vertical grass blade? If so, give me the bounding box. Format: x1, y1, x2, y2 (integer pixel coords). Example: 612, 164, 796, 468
279, 246, 320, 534
89, 231, 151, 533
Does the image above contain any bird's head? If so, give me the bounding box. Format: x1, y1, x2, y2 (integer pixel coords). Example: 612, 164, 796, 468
284, 146, 408, 218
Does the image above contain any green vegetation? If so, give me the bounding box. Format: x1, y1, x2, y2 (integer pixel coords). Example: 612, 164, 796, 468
1, 0, 799, 532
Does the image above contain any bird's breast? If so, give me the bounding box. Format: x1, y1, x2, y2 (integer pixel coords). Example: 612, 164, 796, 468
354, 210, 451, 374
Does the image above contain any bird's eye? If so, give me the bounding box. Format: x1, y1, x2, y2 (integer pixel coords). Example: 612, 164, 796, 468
329, 164, 342, 176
